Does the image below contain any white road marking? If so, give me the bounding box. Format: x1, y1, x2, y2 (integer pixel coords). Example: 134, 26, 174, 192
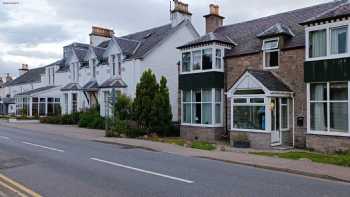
22, 142, 65, 153
90, 158, 194, 184
0, 136, 10, 140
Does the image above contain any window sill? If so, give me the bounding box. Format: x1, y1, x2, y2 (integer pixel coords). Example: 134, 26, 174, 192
181, 123, 223, 128
307, 131, 350, 137
180, 69, 224, 75
263, 66, 279, 70
306, 54, 350, 62
230, 128, 270, 133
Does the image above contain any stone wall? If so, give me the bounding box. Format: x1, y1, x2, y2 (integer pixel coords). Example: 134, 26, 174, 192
225, 48, 307, 148
306, 134, 350, 153
230, 131, 271, 149
180, 126, 224, 142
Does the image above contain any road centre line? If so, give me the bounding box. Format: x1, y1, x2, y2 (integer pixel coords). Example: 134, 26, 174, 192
90, 157, 194, 184
22, 141, 65, 153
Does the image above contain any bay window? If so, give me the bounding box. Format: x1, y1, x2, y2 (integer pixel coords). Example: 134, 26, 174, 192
309, 29, 327, 58
182, 89, 222, 126
181, 47, 224, 73
309, 82, 349, 134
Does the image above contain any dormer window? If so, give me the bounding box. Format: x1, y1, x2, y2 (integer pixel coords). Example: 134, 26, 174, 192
331, 26, 348, 55
263, 38, 279, 69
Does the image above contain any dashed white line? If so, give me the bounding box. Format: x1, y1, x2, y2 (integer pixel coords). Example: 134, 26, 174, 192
0, 136, 10, 140
90, 158, 194, 184
22, 141, 65, 153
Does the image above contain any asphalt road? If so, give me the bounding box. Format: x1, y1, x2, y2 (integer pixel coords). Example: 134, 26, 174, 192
0, 125, 350, 197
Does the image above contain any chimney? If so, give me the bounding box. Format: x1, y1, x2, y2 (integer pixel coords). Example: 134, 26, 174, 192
19, 64, 29, 76
170, 0, 192, 27
89, 26, 114, 47
204, 4, 224, 33
0, 77, 3, 87
6, 73, 12, 83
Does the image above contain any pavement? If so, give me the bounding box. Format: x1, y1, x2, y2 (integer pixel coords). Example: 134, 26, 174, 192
1, 120, 350, 197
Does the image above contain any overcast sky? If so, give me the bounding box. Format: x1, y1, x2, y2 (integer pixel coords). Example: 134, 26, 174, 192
0, 0, 330, 78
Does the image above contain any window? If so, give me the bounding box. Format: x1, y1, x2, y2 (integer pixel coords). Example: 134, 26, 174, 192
192, 50, 201, 71
111, 55, 116, 76
202, 49, 213, 70
331, 26, 348, 55
72, 93, 78, 113
215, 49, 222, 69
117, 54, 122, 76
233, 97, 266, 130
263, 39, 279, 68
309, 82, 348, 133
64, 93, 68, 114
182, 89, 222, 126
281, 98, 288, 130
309, 29, 327, 58
182, 52, 191, 72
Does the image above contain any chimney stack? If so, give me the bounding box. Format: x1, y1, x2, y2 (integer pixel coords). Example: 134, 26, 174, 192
19, 64, 29, 76
204, 4, 224, 33
89, 26, 114, 47
0, 77, 3, 87
6, 73, 12, 83
170, 0, 192, 27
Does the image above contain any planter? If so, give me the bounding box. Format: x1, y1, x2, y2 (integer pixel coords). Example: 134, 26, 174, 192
233, 141, 251, 148
8, 119, 40, 124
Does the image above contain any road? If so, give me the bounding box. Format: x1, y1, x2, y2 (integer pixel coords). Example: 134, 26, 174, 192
0, 124, 350, 197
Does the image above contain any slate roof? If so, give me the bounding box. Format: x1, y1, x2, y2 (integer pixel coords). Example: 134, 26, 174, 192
302, 1, 350, 25
61, 83, 81, 91
16, 86, 57, 96
178, 32, 236, 49
247, 70, 292, 92
256, 23, 295, 39
5, 66, 46, 87
81, 80, 99, 91
93, 47, 106, 60
100, 78, 128, 89
180, 1, 344, 57
98, 20, 193, 59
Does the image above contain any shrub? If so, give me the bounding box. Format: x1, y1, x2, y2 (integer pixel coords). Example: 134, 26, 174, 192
79, 108, 105, 130
114, 94, 133, 121
40, 116, 62, 124
126, 128, 147, 138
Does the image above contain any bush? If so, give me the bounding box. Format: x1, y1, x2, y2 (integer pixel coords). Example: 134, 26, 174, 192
126, 128, 147, 138
79, 108, 105, 130
40, 116, 62, 124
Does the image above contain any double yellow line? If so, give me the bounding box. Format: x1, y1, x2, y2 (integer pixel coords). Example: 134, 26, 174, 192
0, 174, 42, 197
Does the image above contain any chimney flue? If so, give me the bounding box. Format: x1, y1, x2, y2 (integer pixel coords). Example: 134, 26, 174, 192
204, 4, 225, 33
170, 0, 192, 27
89, 26, 114, 47
6, 73, 12, 83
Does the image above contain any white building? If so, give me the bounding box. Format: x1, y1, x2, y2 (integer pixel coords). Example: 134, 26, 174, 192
0, 0, 199, 121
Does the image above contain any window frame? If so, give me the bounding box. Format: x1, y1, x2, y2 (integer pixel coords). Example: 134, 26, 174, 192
180, 45, 225, 74
305, 20, 350, 62
307, 81, 350, 136
181, 89, 223, 127
263, 38, 280, 70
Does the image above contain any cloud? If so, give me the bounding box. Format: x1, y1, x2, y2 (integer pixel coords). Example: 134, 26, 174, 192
0, 57, 19, 77
0, 24, 72, 46
7, 49, 60, 59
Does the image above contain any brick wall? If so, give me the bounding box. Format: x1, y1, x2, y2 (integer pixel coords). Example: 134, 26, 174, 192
225, 48, 307, 148
306, 134, 350, 153
180, 126, 224, 142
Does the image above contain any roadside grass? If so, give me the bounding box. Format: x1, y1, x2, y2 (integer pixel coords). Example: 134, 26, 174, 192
147, 137, 186, 146
191, 141, 216, 151
252, 151, 350, 167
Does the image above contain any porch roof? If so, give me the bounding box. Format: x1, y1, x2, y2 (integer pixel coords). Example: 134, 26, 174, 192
61, 83, 81, 91
100, 78, 127, 89
81, 80, 99, 91
16, 86, 57, 96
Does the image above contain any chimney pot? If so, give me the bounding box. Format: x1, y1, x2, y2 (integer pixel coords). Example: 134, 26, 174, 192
204, 4, 224, 33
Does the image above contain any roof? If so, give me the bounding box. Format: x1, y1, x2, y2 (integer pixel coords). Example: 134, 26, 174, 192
81, 80, 99, 91
5, 66, 46, 87
247, 70, 292, 92
98, 20, 195, 59
100, 78, 128, 89
178, 32, 236, 49
93, 47, 106, 60
302, 1, 350, 25
181, 0, 344, 57
61, 83, 81, 91
256, 23, 295, 39
16, 86, 57, 96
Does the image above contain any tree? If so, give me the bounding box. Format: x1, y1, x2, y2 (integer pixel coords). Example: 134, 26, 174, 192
114, 94, 132, 121
133, 69, 158, 130
150, 76, 173, 136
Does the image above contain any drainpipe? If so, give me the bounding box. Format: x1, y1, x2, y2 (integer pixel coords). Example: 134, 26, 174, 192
292, 94, 295, 148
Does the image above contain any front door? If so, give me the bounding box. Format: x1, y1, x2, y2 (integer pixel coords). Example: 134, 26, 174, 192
271, 98, 282, 146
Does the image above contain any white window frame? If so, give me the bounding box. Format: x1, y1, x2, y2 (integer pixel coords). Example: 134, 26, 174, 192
305, 20, 350, 62
263, 37, 280, 70
180, 45, 226, 74
280, 98, 289, 131
181, 88, 223, 127
307, 81, 350, 137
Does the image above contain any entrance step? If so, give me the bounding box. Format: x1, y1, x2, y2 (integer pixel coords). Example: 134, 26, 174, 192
272, 146, 293, 151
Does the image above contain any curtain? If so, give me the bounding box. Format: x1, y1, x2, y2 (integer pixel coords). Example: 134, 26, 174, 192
313, 84, 326, 130
311, 30, 327, 57
331, 27, 347, 54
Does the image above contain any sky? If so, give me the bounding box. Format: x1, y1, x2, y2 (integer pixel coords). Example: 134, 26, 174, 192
0, 0, 330, 78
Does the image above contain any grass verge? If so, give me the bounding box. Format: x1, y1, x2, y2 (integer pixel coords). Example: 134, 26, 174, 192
252, 151, 350, 167
191, 141, 216, 151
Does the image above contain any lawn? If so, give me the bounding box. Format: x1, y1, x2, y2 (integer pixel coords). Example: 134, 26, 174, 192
146, 137, 216, 151
252, 151, 350, 167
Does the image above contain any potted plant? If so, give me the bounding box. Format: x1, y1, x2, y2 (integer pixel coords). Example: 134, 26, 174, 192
233, 133, 250, 148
